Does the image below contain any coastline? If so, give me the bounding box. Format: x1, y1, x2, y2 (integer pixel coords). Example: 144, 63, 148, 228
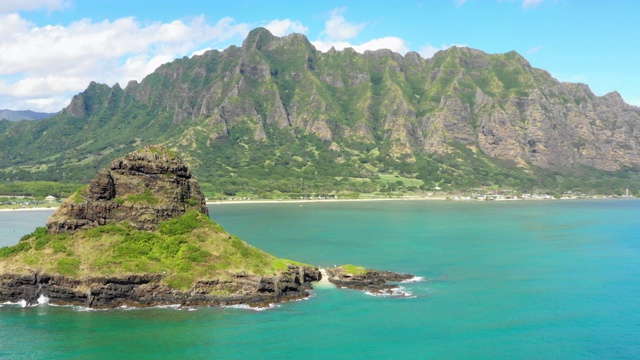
205, 195, 628, 205
0, 195, 632, 211
0, 207, 58, 212
206, 196, 448, 205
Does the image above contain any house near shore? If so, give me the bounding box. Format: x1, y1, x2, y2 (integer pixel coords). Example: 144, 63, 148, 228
45, 195, 56, 202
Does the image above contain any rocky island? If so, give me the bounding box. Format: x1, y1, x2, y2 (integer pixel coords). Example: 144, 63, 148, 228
0, 146, 412, 308
325, 265, 414, 295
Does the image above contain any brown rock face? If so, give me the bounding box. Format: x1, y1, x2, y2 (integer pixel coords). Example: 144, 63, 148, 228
46, 146, 208, 234
325, 267, 413, 294
0, 265, 321, 309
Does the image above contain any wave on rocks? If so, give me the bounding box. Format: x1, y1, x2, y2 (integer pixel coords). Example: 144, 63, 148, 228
222, 303, 279, 312
364, 286, 416, 299
1, 295, 50, 308
400, 276, 426, 283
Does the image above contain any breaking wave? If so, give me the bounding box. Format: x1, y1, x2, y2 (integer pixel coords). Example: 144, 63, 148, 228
364, 286, 416, 299
222, 303, 279, 312
400, 276, 426, 283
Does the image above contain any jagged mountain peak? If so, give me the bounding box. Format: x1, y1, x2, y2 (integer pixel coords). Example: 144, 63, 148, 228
241, 27, 315, 53
2, 28, 640, 194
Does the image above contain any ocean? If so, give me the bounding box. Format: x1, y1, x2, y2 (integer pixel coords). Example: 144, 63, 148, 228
1, 200, 639, 359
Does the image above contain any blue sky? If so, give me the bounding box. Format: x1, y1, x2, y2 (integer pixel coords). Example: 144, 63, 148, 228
1, 0, 638, 112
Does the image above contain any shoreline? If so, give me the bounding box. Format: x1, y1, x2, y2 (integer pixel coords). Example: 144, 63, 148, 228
0, 195, 633, 211
206, 196, 448, 205
205, 195, 630, 205
0, 207, 58, 212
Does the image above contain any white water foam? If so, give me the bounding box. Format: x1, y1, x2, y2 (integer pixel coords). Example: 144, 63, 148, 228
222, 303, 279, 312
0, 300, 27, 307
74, 304, 190, 312
400, 276, 426, 283
315, 269, 336, 289
155, 304, 182, 310
364, 286, 416, 299
37, 294, 49, 305
0, 295, 51, 308
72, 306, 106, 312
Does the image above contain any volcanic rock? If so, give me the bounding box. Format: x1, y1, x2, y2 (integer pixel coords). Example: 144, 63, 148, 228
46, 145, 208, 234
325, 266, 413, 294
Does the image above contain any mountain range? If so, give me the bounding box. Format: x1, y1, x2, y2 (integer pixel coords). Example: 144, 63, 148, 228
0, 109, 54, 122
1, 27, 639, 196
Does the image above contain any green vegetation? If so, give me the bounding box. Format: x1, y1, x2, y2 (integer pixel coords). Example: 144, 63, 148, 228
71, 186, 87, 203
127, 188, 159, 205
0, 31, 638, 199
0, 211, 308, 290
341, 264, 367, 276
0, 181, 81, 198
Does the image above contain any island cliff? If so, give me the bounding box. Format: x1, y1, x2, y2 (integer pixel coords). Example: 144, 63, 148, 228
0, 146, 321, 308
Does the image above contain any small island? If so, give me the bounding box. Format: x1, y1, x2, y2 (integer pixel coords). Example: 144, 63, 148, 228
0, 146, 413, 309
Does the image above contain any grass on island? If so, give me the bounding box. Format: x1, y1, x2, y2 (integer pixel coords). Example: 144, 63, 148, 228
0, 211, 308, 290
340, 264, 367, 276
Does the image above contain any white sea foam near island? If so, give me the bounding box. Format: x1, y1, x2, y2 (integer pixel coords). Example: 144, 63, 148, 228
314, 268, 336, 289
400, 276, 426, 283
222, 303, 280, 311
0, 294, 50, 308
364, 286, 417, 299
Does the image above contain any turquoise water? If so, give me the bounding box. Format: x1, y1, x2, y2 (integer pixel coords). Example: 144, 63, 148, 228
1, 200, 639, 359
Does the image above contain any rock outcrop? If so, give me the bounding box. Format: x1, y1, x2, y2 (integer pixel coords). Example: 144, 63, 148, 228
46, 145, 208, 234
0, 266, 321, 308
325, 266, 413, 295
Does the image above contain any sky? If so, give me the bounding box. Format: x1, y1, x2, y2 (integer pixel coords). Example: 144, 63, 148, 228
1, 0, 638, 112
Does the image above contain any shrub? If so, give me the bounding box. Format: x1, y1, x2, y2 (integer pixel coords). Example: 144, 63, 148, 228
56, 258, 81, 276
0, 241, 31, 258
127, 188, 159, 205
179, 244, 209, 263
160, 211, 204, 236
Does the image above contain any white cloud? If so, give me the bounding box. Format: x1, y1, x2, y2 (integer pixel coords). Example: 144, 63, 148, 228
419, 43, 467, 58
312, 37, 409, 55
522, 0, 543, 9
0, 14, 250, 112
455, 0, 467, 6
312, 8, 408, 55
264, 19, 308, 37
322, 7, 365, 41
0, 0, 70, 13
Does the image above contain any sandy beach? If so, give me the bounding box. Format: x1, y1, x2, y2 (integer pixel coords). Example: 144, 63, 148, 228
206, 196, 450, 205
0, 194, 626, 212
315, 269, 334, 288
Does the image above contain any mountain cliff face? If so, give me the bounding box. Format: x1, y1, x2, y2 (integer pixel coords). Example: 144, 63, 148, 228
1, 28, 639, 193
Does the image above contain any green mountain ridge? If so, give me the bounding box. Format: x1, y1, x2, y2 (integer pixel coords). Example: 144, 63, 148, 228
0, 109, 54, 122
2, 27, 640, 196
